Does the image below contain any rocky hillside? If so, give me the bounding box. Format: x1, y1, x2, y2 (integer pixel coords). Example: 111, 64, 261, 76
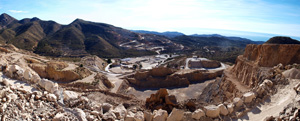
0, 13, 264, 59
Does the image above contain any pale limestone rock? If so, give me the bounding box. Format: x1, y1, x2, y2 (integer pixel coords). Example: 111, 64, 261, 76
74, 108, 87, 121
24, 69, 32, 81
192, 109, 205, 120
113, 104, 127, 119
32, 74, 41, 83
204, 105, 220, 118
153, 109, 168, 121
263, 79, 273, 87
233, 97, 243, 107
135, 111, 144, 121
243, 92, 256, 103
257, 83, 266, 95
50, 83, 59, 94
0, 103, 7, 113
80, 96, 89, 102
103, 111, 117, 121
38, 79, 47, 89
53, 113, 64, 121
183, 111, 193, 121
63, 90, 79, 100
227, 103, 234, 114
167, 108, 184, 121
218, 104, 229, 116
91, 111, 100, 116
125, 111, 135, 121
44, 80, 55, 93
9, 65, 24, 77
7, 93, 18, 102
144, 111, 153, 121
3, 79, 10, 86
46, 94, 57, 102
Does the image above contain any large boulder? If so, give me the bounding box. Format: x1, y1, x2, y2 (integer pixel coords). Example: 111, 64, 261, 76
218, 104, 229, 116
7, 65, 24, 78
191, 109, 205, 120
24, 69, 33, 81
46, 94, 57, 102
113, 104, 127, 120
243, 92, 256, 103
125, 111, 143, 121
74, 108, 87, 121
153, 109, 168, 121
204, 105, 220, 118
167, 108, 184, 121
233, 97, 243, 107
144, 111, 153, 121
39, 79, 58, 93
227, 103, 234, 114
283, 68, 300, 79
146, 89, 178, 112
263, 79, 273, 87
63, 90, 79, 100
102, 103, 113, 113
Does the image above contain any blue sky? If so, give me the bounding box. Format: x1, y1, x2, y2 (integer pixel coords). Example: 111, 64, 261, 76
0, 0, 300, 40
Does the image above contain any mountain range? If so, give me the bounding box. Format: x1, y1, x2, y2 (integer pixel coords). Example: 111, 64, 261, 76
0, 13, 265, 58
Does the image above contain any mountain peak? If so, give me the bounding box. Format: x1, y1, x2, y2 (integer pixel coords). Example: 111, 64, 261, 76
71, 18, 86, 24
0, 13, 17, 28
31, 17, 41, 21
265, 36, 300, 44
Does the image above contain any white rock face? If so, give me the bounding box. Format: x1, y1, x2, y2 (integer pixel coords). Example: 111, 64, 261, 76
233, 97, 243, 107
204, 105, 220, 118
218, 104, 229, 116
227, 103, 234, 114
167, 108, 184, 121
113, 104, 127, 119
243, 92, 256, 103
153, 109, 168, 121
46, 94, 57, 102
191, 109, 205, 120
74, 108, 87, 121
63, 90, 79, 100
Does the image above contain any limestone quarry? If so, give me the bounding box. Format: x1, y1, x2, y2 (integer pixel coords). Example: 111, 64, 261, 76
0, 41, 300, 121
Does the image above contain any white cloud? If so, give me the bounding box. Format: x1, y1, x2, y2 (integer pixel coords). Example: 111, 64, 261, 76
9, 10, 28, 13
